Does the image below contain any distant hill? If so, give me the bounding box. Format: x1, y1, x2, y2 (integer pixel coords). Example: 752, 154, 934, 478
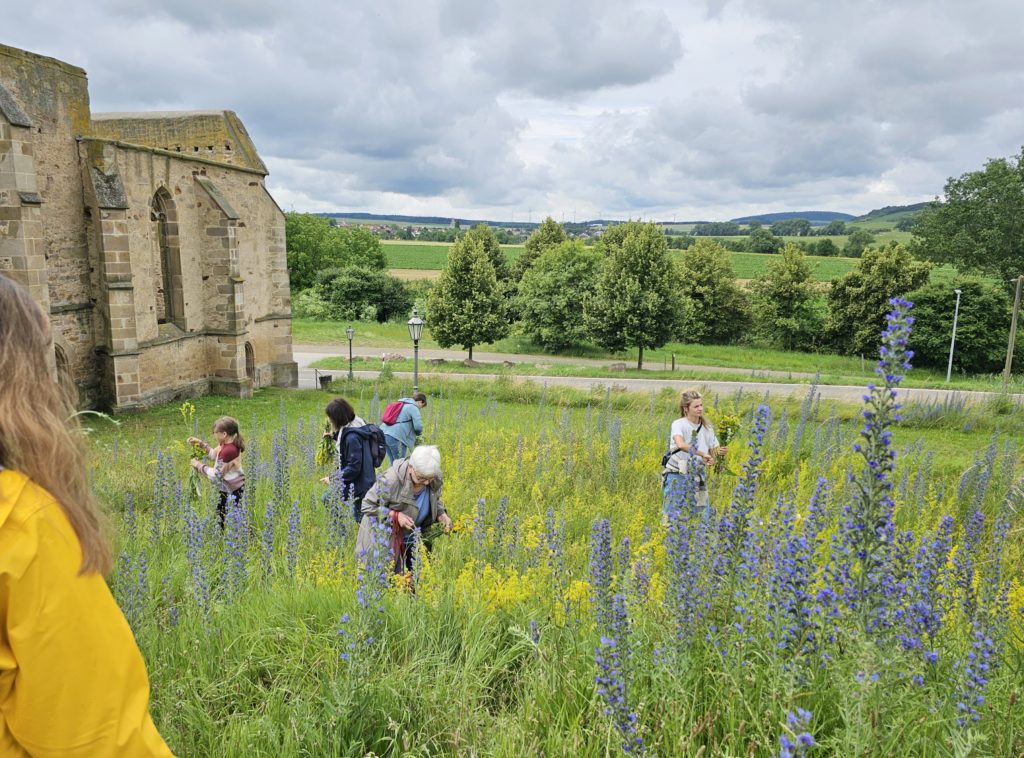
320, 212, 539, 230
851, 202, 932, 222
730, 211, 855, 225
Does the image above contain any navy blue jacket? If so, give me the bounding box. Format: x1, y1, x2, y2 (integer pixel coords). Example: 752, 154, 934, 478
338, 427, 377, 500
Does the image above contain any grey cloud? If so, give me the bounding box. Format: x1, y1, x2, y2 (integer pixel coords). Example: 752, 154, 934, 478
469, 0, 682, 97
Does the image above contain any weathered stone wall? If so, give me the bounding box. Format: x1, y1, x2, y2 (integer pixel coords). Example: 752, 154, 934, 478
0, 45, 94, 311
136, 334, 216, 406
2, 43, 297, 410
86, 142, 295, 402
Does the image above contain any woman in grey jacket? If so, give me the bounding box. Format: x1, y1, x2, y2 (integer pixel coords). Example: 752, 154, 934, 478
355, 445, 452, 573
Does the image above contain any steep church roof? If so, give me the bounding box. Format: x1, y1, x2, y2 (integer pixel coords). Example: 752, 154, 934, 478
90, 110, 268, 174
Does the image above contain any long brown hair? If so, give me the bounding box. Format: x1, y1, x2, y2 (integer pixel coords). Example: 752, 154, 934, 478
0, 275, 111, 574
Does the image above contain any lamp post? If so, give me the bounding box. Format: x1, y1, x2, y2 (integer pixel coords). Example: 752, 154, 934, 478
346, 325, 355, 380
407, 308, 424, 393
946, 288, 962, 383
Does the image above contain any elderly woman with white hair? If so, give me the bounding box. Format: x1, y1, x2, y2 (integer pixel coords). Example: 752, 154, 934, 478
355, 445, 452, 573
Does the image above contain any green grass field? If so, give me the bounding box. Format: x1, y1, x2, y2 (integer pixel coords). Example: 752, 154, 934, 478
87, 374, 1024, 755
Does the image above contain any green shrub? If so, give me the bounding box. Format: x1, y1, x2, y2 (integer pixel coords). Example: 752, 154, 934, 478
291, 288, 339, 321
315, 266, 413, 323
906, 277, 1011, 373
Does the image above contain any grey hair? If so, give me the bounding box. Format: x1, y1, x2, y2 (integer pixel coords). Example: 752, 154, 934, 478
408, 445, 441, 479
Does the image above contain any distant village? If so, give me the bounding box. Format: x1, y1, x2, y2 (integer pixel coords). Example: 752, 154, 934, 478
328, 216, 608, 244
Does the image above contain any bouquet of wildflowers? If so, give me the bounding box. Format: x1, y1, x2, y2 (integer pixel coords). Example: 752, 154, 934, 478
181, 402, 205, 499
712, 410, 740, 448
709, 410, 741, 476
315, 422, 334, 467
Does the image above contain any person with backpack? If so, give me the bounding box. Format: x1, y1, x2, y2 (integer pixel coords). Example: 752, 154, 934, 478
321, 398, 381, 523
380, 392, 427, 464
663, 389, 727, 519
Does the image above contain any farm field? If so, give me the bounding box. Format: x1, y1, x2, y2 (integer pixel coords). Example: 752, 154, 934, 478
382, 241, 957, 285
91, 334, 1023, 755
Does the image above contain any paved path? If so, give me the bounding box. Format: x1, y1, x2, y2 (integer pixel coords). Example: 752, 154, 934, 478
295, 343, 822, 380
293, 343, 1021, 407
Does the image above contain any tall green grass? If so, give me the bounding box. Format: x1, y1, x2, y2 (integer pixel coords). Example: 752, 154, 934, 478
89, 379, 1023, 755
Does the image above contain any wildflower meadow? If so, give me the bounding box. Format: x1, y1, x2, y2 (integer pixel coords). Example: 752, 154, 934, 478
89, 301, 1023, 756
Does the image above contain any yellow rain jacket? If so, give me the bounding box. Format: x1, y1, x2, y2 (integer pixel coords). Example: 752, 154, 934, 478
0, 470, 173, 756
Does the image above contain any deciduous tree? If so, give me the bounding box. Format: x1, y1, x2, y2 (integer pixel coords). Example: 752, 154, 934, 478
285, 213, 386, 290
749, 243, 824, 351
586, 221, 684, 369
826, 242, 931, 356
514, 217, 567, 280
677, 238, 749, 344
426, 235, 508, 359
912, 147, 1024, 286
517, 241, 601, 351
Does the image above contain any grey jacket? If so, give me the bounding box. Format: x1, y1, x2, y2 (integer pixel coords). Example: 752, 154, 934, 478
355, 459, 445, 558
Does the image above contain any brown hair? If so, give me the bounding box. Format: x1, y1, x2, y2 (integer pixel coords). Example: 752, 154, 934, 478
0, 275, 111, 574
325, 398, 356, 431
213, 416, 245, 452
412, 392, 427, 405
679, 389, 712, 430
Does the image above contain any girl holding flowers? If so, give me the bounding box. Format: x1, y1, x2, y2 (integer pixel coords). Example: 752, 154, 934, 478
663, 389, 728, 518
188, 416, 245, 529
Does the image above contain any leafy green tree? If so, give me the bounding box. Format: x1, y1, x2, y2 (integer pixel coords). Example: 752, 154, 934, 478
464, 224, 511, 283
693, 221, 742, 236
912, 147, 1024, 286
585, 221, 683, 369
337, 226, 387, 271
815, 238, 839, 256
844, 229, 875, 257
749, 243, 825, 351
747, 227, 784, 254
314, 267, 412, 322
285, 213, 344, 290
905, 278, 1011, 373
517, 241, 601, 351
514, 217, 567, 280
826, 242, 931, 355
769, 218, 813, 236
285, 213, 386, 290
819, 220, 847, 236
677, 238, 750, 344
426, 235, 508, 359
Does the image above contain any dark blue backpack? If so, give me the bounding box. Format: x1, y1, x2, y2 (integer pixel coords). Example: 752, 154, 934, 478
342, 424, 387, 469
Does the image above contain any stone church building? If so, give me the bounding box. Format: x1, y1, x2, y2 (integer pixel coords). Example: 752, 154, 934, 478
0, 43, 297, 411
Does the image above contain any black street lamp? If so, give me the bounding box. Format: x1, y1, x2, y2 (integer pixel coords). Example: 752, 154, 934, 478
346, 325, 355, 380
407, 308, 424, 392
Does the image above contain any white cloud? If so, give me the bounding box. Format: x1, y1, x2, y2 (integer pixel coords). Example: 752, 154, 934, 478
5, 0, 1024, 219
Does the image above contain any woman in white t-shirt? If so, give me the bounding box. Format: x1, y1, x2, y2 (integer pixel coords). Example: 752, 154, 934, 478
663, 389, 728, 517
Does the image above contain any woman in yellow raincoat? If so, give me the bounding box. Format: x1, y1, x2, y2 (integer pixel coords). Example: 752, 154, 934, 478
0, 275, 172, 756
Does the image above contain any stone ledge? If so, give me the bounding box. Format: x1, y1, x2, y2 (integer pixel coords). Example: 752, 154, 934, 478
50, 301, 94, 314
254, 312, 293, 323
18, 191, 42, 206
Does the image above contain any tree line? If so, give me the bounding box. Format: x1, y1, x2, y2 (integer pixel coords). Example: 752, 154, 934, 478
285, 144, 1024, 375
420, 219, 1018, 374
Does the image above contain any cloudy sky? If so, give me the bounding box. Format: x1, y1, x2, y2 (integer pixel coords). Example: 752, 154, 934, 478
7, 1, 1024, 221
